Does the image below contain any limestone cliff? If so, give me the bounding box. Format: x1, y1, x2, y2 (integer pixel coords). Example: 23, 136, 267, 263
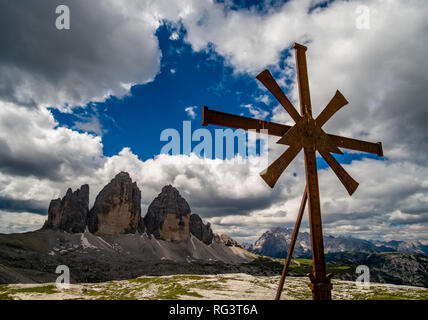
88, 172, 143, 235
189, 213, 214, 245
43, 185, 89, 233
144, 185, 190, 241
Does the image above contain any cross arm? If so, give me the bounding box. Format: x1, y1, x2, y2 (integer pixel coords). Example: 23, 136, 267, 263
328, 134, 383, 157
202, 106, 384, 157
202, 106, 289, 136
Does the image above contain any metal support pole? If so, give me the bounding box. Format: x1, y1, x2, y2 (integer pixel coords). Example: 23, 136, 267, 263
275, 186, 307, 300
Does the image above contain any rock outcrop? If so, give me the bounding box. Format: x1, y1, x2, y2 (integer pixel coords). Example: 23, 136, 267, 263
40, 174, 230, 248
144, 185, 190, 241
217, 234, 242, 248
88, 172, 143, 235
189, 214, 213, 245
43, 185, 89, 233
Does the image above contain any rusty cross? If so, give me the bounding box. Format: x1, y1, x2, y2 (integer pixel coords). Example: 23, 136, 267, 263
202, 43, 383, 300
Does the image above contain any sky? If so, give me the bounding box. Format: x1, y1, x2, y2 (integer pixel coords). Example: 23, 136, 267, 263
0, 0, 428, 243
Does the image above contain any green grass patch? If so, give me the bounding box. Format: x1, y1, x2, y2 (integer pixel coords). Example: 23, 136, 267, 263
0, 284, 58, 300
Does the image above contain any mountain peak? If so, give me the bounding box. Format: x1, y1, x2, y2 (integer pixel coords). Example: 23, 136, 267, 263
88, 172, 142, 235
115, 171, 131, 179
144, 185, 191, 241
43, 184, 89, 233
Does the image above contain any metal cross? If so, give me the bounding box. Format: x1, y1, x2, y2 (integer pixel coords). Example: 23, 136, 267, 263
202, 43, 383, 300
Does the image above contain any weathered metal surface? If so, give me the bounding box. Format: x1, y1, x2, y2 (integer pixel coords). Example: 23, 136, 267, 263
202, 106, 288, 136
328, 135, 383, 157
304, 148, 331, 300
318, 147, 359, 196
201, 42, 383, 301
293, 43, 312, 116
315, 90, 348, 127
202, 107, 383, 156
277, 114, 343, 155
260, 144, 302, 188
294, 42, 331, 300
275, 186, 307, 300
256, 70, 302, 123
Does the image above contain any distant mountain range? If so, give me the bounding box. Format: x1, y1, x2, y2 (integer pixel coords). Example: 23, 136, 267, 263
246, 227, 428, 258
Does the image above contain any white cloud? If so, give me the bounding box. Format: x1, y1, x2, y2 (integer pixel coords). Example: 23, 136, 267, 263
0, 101, 104, 181
0, 211, 46, 234
241, 104, 270, 120
169, 31, 180, 41
185, 106, 198, 119
255, 94, 270, 105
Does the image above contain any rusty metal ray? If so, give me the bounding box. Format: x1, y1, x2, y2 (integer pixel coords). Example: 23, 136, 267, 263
256, 70, 302, 123
316, 90, 349, 127
260, 144, 302, 188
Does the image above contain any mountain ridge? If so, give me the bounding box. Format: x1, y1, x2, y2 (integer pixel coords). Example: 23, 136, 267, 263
247, 227, 428, 258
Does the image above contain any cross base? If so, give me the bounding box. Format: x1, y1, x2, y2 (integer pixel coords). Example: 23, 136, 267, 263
307, 273, 333, 300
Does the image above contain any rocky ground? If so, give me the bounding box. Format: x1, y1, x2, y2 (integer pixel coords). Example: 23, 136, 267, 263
0, 273, 427, 300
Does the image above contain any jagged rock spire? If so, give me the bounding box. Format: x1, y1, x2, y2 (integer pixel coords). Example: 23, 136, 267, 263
43, 184, 89, 233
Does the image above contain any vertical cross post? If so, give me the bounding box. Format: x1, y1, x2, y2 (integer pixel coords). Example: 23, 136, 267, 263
293, 43, 332, 300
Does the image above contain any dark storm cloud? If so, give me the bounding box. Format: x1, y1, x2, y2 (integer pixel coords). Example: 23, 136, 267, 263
0, 138, 63, 180
0, 0, 161, 109
190, 186, 285, 217
0, 196, 47, 215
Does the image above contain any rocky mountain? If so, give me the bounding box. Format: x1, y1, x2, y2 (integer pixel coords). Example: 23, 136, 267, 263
88, 172, 143, 235
248, 227, 428, 258
0, 172, 252, 284
217, 234, 242, 248
144, 185, 191, 242
247, 228, 428, 288
42, 184, 89, 233
190, 214, 214, 245
325, 251, 428, 288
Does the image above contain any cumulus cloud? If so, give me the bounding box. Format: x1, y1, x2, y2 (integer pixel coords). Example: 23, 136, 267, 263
2, 136, 426, 243
0, 101, 104, 181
